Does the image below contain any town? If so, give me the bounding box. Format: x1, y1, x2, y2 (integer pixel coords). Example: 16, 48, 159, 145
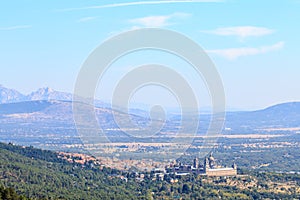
58, 151, 237, 183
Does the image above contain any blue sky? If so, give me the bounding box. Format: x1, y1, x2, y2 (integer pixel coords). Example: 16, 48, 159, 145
0, 0, 299, 110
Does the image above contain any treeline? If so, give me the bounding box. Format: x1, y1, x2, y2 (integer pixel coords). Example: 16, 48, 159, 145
0, 143, 67, 164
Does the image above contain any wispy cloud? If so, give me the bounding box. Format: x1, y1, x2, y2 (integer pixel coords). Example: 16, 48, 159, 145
58, 0, 223, 12
202, 26, 275, 40
208, 41, 285, 60
0, 25, 32, 31
129, 12, 190, 28
77, 17, 97, 23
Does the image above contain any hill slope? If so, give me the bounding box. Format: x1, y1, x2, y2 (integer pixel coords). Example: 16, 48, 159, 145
225, 102, 300, 133
0, 142, 137, 200
1, 142, 300, 200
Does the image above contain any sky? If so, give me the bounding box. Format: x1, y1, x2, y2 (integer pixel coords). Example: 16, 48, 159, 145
0, 0, 300, 110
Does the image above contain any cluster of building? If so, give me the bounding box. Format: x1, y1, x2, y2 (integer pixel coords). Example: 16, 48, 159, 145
165, 153, 237, 177
58, 151, 167, 171
58, 151, 237, 182
58, 152, 99, 165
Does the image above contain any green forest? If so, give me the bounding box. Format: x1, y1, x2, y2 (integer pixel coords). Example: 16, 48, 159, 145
1, 142, 299, 200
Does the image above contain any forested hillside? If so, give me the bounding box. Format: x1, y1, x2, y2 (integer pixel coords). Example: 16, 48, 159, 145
1, 142, 299, 200
0, 142, 136, 199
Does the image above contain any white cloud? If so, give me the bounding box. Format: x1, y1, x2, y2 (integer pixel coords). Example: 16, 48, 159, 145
58, 0, 223, 11
202, 26, 275, 39
208, 41, 285, 60
0, 25, 32, 31
77, 17, 97, 23
130, 16, 171, 28
129, 12, 190, 28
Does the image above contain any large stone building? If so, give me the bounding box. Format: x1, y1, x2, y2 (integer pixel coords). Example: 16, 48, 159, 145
167, 153, 237, 177
204, 153, 237, 176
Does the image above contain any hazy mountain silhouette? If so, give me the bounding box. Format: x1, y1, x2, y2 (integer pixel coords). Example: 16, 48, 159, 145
0, 85, 72, 103
1, 85, 300, 135
27, 87, 72, 101
224, 102, 300, 132
0, 85, 26, 103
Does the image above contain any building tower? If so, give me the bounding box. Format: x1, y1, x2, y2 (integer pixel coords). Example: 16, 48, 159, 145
232, 162, 237, 170
208, 153, 215, 169
204, 157, 210, 173
193, 157, 199, 169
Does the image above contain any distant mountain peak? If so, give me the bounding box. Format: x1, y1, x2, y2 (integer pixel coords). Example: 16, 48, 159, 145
47, 87, 54, 93
0, 85, 26, 104
0, 85, 73, 103
35, 87, 55, 94
28, 87, 72, 101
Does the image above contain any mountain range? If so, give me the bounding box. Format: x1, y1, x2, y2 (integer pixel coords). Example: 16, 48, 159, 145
0, 85, 300, 148
0, 85, 72, 103
224, 102, 300, 133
